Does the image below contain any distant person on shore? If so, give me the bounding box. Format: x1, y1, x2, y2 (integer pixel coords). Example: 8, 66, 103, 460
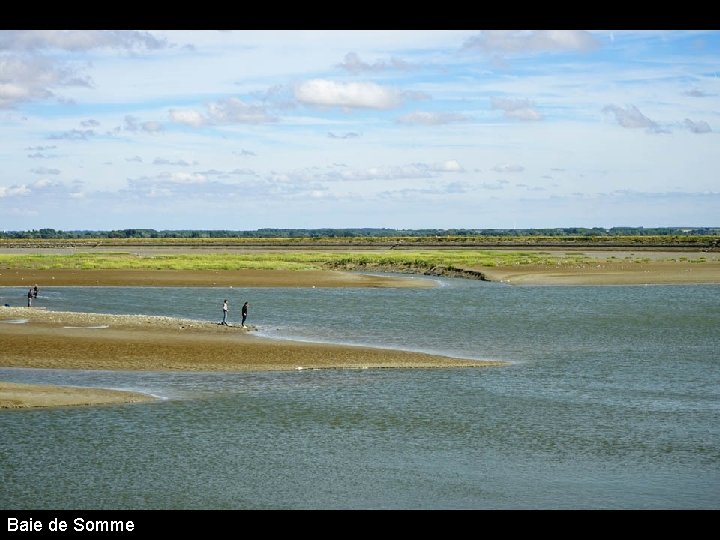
241, 302, 249, 328
27, 288, 33, 307
33, 285, 38, 299
221, 299, 229, 325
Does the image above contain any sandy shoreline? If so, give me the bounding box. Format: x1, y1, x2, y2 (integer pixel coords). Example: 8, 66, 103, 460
477, 252, 720, 285
2, 258, 718, 409
0, 268, 437, 288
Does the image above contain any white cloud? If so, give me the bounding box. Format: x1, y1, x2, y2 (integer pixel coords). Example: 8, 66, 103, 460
124, 115, 163, 133
684, 88, 710, 97
0, 30, 167, 109
683, 118, 712, 134
207, 97, 275, 124
490, 97, 542, 121
602, 104, 658, 130
169, 98, 275, 127
320, 161, 464, 181
295, 79, 405, 110
463, 30, 600, 54
166, 172, 207, 184
328, 132, 360, 139
141, 121, 163, 133
32, 179, 58, 189
0, 55, 90, 108
492, 164, 525, 173
0, 30, 168, 52
435, 160, 463, 172
0, 184, 31, 197
337, 52, 414, 74
47, 129, 96, 140
153, 158, 196, 167
30, 167, 61, 175
169, 108, 205, 127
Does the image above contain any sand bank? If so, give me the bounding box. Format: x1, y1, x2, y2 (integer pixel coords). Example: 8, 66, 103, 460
480, 259, 720, 285
0, 306, 503, 408
0, 307, 500, 372
465, 250, 720, 285
0, 380, 155, 409
0, 268, 436, 288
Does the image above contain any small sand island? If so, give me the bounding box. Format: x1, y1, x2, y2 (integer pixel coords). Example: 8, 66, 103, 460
0, 305, 499, 374
0, 380, 154, 409
0, 298, 504, 409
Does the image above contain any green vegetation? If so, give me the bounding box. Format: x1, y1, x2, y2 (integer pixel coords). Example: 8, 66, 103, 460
1, 230, 717, 276
1, 228, 718, 251
0, 250, 655, 274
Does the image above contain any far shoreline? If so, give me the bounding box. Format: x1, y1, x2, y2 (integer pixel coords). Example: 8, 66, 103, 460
1, 250, 719, 288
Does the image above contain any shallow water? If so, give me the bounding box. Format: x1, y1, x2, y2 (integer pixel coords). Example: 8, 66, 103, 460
1, 278, 719, 509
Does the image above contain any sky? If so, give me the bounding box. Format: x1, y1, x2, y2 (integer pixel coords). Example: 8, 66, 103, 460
1, 29, 719, 231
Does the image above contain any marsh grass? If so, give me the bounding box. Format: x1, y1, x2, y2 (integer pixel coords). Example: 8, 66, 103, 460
0, 250, 643, 273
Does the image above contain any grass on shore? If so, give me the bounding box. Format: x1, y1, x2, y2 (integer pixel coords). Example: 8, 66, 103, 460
0, 250, 696, 274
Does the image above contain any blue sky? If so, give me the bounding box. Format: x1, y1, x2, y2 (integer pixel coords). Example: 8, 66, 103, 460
1, 29, 718, 231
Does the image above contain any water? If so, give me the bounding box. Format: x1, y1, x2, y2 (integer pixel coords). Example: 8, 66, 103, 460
1, 277, 719, 509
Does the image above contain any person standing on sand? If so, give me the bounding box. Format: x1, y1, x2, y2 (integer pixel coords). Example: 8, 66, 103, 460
221, 299, 229, 325
241, 302, 249, 328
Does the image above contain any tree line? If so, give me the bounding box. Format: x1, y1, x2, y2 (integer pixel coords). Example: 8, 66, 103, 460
1, 227, 718, 240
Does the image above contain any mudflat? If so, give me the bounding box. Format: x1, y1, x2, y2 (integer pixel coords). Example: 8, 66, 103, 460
0, 268, 435, 288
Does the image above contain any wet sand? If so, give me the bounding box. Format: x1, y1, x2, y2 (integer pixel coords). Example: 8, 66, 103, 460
0, 268, 436, 288
480, 259, 720, 285
0, 305, 503, 409
2, 256, 718, 408
450, 249, 719, 285
0, 380, 155, 409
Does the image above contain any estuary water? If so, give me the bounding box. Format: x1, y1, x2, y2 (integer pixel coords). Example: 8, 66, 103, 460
1, 277, 718, 509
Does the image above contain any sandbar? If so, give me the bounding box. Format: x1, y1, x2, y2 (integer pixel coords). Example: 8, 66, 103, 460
0, 380, 154, 409
0, 306, 503, 408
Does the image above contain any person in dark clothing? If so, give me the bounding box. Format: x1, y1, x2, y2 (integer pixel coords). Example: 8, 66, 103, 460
33, 285, 38, 299
27, 288, 33, 307
241, 302, 249, 328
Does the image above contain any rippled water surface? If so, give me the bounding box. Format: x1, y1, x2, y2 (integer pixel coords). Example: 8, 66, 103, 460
1, 278, 718, 509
